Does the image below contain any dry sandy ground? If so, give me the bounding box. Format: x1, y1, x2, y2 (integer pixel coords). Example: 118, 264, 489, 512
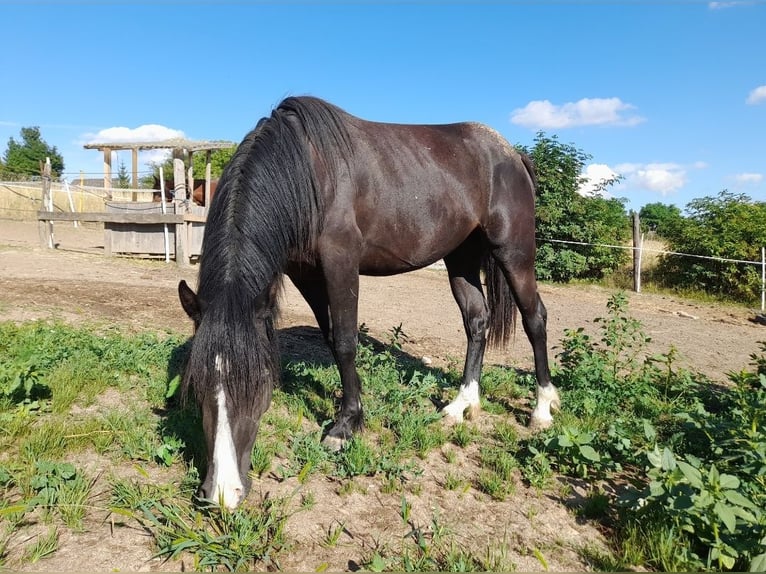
1, 220, 763, 572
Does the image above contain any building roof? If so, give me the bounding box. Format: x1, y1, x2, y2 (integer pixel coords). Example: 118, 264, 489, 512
83, 138, 236, 153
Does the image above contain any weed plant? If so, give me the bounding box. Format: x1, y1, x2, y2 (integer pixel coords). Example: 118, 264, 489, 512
514, 292, 766, 571
2, 296, 763, 571
112, 493, 290, 571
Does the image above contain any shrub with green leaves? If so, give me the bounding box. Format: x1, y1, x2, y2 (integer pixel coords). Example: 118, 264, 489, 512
516, 293, 765, 571
656, 190, 766, 303
519, 292, 702, 483
621, 354, 766, 571
516, 132, 630, 282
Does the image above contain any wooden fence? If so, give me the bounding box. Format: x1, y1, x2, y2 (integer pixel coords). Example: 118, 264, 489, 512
35, 158, 206, 266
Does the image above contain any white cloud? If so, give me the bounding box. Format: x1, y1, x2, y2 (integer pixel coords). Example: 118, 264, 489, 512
746, 85, 766, 105
84, 124, 185, 144
82, 124, 186, 166
612, 162, 699, 196
734, 172, 764, 185
579, 161, 698, 198
578, 163, 619, 197
510, 97, 645, 129
633, 164, 688, 194
600, 161, 707, 197
708, 1, 752, 9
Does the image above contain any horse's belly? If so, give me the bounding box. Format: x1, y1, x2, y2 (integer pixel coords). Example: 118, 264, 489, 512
357, 231, 467, 276
354, 193, 481, 275
358, 253, 434, 276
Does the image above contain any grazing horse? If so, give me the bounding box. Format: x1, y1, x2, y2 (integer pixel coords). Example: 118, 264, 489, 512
152, 175, 218, 206
178, 96, 559, 509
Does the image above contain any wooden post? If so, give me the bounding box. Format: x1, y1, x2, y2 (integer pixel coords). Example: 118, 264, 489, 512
103, 148, 112, 191
159, 166, 171, 263
761, 247, 765, 312
131, 148, 139, 190
205, 150, 212, 207
173, 151, 186, 202
38, 158, 54, 248
173, 154, 189, 265
632, 210, 642, 293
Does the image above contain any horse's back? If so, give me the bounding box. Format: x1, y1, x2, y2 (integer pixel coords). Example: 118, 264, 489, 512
329, 117, 532, 274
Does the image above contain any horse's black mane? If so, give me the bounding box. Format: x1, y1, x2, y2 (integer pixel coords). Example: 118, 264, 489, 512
183, 96, 353, 404
199, 96, 352, 303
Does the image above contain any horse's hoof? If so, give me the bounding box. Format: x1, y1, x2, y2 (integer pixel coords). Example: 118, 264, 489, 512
442, 401, 481, 426
528, 414, 554, 431
442, 413, 463, 426
466, 404, 481, 421
322, 435, 346, 452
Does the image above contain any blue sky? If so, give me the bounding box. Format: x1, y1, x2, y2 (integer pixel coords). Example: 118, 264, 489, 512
1, 1, 764, 211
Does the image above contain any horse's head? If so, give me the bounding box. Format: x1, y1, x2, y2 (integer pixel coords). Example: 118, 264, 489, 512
178, 279, 279, 509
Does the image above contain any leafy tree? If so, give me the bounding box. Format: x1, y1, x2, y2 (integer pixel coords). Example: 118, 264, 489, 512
191, 147, 236, 178
639, 202, 683, 237
517, 132, 630, 282
656, 190, 766, 302
116, 161, 131, 188
148, 146, 236, 185
2, 127, 65, 178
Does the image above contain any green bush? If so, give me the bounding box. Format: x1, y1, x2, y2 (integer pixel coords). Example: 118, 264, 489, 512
516, 293, 765, 571
656, 191, 766, 303
517, 132, 630, 282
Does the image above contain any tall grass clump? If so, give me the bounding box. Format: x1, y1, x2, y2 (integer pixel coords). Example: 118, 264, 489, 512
0, 320, 198, 567
276, 324, 450, 483
111, 487, 290, 571
514, 292, 765, 571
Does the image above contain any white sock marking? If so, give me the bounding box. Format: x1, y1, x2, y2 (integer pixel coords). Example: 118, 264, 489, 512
443, 379, 480, 422
530, 383, 560, 429
211, 355, 243, 509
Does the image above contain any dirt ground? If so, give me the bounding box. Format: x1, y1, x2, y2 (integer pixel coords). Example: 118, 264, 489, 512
1, 220, 763, 572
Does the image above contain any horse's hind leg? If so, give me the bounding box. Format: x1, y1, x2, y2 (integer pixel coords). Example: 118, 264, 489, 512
442, 234, 489, 424
492, 245, 560, 428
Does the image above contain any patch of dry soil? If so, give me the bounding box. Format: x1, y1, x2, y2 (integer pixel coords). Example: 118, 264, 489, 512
1, 220, 762, 571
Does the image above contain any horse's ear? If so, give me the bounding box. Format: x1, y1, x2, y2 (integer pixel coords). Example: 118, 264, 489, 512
254, 279, 282, 319
178, 280, 201, 323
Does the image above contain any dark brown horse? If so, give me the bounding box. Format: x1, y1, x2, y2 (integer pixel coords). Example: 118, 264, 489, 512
152, 176, 218, 206
178, 96, 559, 509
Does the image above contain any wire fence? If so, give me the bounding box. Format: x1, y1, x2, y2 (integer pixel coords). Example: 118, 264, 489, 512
541, 238, 762, 266
2, 181, 764, 307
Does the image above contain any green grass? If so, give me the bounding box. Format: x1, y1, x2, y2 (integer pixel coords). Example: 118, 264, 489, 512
363, 511, 518, 572
1, 298, 763, 571
1, 319, 507, 569
22, 528, 58, 564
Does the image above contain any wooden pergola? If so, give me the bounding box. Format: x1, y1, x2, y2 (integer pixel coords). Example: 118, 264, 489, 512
37, 138, 237, 265
83, 138, 235, 203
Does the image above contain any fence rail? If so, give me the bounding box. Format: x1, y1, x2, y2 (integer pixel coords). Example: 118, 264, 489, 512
2, 180, 764, 306
541, 238, 763, 266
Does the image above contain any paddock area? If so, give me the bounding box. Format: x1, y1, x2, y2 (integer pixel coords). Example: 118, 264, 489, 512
1, 219, 763, 571
30, 138, 234, 264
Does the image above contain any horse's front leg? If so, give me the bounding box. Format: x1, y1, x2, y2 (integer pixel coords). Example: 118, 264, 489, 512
442, 247, 488, 424
317, 235, 364, 451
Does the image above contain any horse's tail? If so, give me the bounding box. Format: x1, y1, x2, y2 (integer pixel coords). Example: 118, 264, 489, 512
483, 253, 517, 349
482, 150, 537, 348
520, 152, 538, 195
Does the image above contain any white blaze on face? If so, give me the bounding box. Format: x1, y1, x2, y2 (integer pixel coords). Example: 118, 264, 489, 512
443, 379, 480, 423
211, 354, 244, 509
